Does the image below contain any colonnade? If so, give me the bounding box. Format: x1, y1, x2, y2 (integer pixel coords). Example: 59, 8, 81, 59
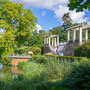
67, 25, 89, 44
44, 35, 59, 46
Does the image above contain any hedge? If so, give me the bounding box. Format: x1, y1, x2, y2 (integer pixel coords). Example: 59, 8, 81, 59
74, 40, 90, 58
44, 54, 81, 62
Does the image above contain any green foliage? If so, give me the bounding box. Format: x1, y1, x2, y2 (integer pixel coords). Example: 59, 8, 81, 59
0, 0, 37, 65
68, 0, 90, 12
22, 56, 72, 81
62, 13, 72, 30
89, 29, 90, 39
0, 0, 37, 46
0, 31, 16, 54
28, 46, 41, 55
0, 56, 89, 90
44, 54, 80, 62
0, 55, 11, 65
30, 55, 48, 64
74, 40, 90, 58
22, 62, 45, 81
15, 46, 28, 55
28, 30, 44, 48
43, 60, 71, 80
0, 31, 16, 65
64, 58, 90, 89
17, 62, 26, 70
49, 26, 67, 42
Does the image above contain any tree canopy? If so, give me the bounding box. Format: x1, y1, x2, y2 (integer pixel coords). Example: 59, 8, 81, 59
28, 30, 45, 48
0, 0, 37, 64
62, 13, 72, 30
49, 26, 67, 42
68, 0, 90, 12
0, 0, 37, 46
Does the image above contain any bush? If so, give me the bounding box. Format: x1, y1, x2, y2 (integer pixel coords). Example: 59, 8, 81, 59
64, 58, 90, 89
30, 55, 48, 64
43, 60, 72, 80
28, 46, 41, 55
0, 55, 11, 65
24, 56, 72, 81
15, 46, 28, 55
74, 40, 90, 58
44, 54, 80, 62
18, 62, 26, 70
22, 62, 45, 81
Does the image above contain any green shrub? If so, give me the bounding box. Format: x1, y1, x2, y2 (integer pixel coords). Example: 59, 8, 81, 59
74, 40, 90, 58
17, 62, 26, 70
30, 55, 48, 64
28, 53, 34, 56
0, 55, 11, 65
15, 46, 28, 55
64, 58, 90, 89
44, 54, 80, 62
28, 46, 41, 55
22, 62, 45, 81
1, 56, 89, 89
24, 56, 72, 81
43, 60, 72, 80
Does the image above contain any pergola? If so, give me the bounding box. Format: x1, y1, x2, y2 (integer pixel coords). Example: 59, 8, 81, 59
44, 35, 59, 46
67, 25, 90, 44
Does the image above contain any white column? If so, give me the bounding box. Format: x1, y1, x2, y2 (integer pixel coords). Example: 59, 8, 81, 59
79, 27, 82, 44
67, 30, 70, 42
85, 29, 88, 41
55, 38, 56, 46
73, 30, 76, 42
52, 38, 53, 46
57, 36, 59, 45
49, 37, 50, 46
47, 37, 48, 45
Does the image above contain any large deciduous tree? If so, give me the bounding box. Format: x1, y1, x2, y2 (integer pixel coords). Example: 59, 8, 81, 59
0, 0, 37, 65
0, 0, 37, 46
68, 0, 90, 12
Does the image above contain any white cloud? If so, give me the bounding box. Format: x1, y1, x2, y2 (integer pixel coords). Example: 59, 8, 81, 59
54, 5, 86, 24
10, 0, 87, 24
10, 0, 68, 9
36, 24, 42, 33
70, 11, 86, 23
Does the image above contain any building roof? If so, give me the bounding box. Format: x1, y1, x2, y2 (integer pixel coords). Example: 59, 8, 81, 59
44, 35, 59, 38
67, 25, 90, 31
9, 56, 31, 59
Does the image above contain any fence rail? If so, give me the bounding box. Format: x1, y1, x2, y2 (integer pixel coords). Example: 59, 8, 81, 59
44, 54, 81, 62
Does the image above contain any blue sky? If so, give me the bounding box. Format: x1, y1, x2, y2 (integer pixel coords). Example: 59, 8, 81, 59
10, 0, 90, 31
29, 7, 62, 31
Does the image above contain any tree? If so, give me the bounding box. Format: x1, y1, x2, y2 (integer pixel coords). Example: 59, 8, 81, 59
0, 0, 37, 65
49, 26, 67, 42
0, 31, 16, 65
39, 30, 45, 35
62, 13, 72, 30
0, 0, 37, 46
68, 0, 90, 12
28, 30, 44, 48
